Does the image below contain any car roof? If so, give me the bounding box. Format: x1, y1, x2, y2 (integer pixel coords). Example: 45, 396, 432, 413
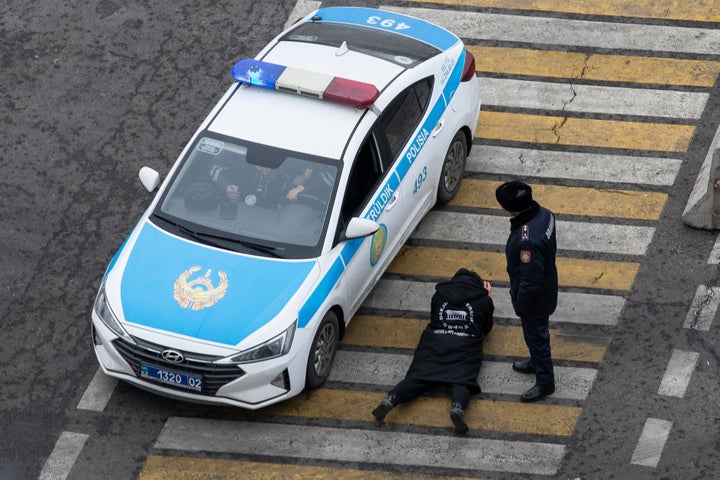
208, 6, 461, 159
208, 42, 400, 159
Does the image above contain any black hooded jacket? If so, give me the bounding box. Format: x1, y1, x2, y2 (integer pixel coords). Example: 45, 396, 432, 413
402, 269, 494, 392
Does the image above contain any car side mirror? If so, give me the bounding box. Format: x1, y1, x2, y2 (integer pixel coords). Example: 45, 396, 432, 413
344, 217, 380, 239
139, 166, 160, 192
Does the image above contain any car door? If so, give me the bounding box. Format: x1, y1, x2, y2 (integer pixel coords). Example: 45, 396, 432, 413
338, 127, 405, 315
339, 78, 436, 314
378, 77, 438, 237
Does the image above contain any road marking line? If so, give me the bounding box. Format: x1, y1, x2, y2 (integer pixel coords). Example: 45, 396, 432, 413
405, 0, 720, 23
630, 418, 673, 468
480, 78, 709, 119
344, 316, 608, 362
388, 245, 639, 291
469, 46, 720, 87
708, 234, 720, 264
683, 285, 720, 331
139, 456, 487, 480
76, 367, 117, 411
155, 417, 567, 475
384, 6, 720, 55
284, 0, 320, 29
477, 111, 694, 153
658, 350, 699, 398
467, 146, 681, 186
364, 279, 625, 326
454, 178, 668, 220
38, 431, 89, 480
414, 211, 655, 256
331, 350, 597, 400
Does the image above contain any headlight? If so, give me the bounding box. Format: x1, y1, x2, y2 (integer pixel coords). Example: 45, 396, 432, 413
231, 321, 296, 364
93, 282, 128, 338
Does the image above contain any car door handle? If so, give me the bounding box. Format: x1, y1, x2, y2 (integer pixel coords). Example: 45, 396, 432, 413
432, 117, 445, 137
385, 191, 400, 211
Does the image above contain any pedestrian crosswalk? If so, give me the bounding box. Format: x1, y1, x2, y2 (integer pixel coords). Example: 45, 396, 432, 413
137, 1, 719, 478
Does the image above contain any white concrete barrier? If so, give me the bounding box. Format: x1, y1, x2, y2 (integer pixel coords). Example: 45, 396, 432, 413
683, 126, 720, 229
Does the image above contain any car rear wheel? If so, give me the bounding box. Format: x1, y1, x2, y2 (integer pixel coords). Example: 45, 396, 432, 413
437, 131, 467, 205
305, 311, 339, 389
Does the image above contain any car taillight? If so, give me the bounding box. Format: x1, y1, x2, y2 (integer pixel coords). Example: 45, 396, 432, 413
461, 50, 476, 82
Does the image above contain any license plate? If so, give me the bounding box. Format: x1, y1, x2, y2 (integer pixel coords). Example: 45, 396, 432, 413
140, 364, 203, 392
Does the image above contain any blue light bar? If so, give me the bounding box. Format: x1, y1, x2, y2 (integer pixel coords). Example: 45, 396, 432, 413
232, 59, 286, 89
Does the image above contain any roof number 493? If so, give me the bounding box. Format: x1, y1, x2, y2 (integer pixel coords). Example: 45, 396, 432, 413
366, 16, 411, 31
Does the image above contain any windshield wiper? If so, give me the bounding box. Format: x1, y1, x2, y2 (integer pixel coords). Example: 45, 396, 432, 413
152, 213, 284, 258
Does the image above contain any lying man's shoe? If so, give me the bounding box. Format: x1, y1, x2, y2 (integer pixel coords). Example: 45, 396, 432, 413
520, 384, 555, 403
512, 359, 535, 374
372, 396, 396, 421
450, 404, 469, 434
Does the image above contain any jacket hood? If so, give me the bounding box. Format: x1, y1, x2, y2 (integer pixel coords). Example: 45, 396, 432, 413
434, 268, 488, 304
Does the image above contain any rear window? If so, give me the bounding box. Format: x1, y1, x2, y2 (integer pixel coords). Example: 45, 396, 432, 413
282, 23, 441, 67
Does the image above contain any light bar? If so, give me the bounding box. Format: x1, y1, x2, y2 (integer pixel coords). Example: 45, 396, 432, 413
232, 58, 379, 108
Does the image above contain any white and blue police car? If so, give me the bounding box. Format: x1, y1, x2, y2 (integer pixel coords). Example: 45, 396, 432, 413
91, 6, 481, 409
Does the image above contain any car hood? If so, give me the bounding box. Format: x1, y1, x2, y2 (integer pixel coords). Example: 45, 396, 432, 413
113, 222, 317, 347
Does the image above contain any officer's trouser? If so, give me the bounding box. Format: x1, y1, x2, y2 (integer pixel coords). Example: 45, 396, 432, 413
520, 314, 555, 387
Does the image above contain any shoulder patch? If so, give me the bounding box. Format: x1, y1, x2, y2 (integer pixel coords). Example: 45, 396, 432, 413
520, 250, 531, 263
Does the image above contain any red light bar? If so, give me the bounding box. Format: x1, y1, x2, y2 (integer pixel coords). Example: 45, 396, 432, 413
323, 77, 379, 108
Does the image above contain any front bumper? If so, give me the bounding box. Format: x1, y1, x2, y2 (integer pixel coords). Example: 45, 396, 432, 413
91, 314, 308, 409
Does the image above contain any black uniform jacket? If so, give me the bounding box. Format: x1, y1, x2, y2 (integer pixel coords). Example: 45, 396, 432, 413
402, 269, 494, 393
505, 201, 558, 319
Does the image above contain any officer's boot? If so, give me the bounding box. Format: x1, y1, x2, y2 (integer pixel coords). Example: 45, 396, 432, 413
450, 402, 469, 434
372, 394, 397, 422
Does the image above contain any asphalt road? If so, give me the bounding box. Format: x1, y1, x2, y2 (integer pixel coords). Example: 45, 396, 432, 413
0, 1, 294, 478
2, 1, 720, 479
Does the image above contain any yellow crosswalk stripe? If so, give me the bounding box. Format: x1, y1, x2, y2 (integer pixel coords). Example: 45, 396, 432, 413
452, 178, 667, 220
477, 111, 695, 152
386, 246, 639, 291
407, 0, 720, 22
139, 456, 488, 480
263, 389, 580, 436
344, 315, 608, 363
469, 46, 720, 88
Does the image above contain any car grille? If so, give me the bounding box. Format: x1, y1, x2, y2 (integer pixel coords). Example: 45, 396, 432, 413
112, 336, 245, 395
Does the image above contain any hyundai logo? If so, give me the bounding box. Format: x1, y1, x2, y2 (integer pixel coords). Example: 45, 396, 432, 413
161, 349, 184, 364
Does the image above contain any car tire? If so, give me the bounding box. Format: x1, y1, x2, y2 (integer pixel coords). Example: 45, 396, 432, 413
305, 311, 339, 389
436, 131, 467, 205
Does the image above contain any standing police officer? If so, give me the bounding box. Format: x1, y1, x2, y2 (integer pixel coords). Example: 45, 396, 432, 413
495, 181, 558, 402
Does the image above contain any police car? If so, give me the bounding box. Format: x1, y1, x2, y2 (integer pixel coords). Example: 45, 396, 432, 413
92, 6, 481, 409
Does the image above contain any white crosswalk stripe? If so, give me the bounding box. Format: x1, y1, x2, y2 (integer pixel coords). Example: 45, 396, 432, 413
365, 279, 625, 326
383, 6, 720, 55
467, 146, 682, 186
156, 417, 566, 476
414, 211, 655, 255
480, 77, 709, 119
331, 351, 597, 400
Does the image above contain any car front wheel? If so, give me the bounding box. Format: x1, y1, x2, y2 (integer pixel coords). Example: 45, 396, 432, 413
436, 131, 468, 205
305, 311, 339, 389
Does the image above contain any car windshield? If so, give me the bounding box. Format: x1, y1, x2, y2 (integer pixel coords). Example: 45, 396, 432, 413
153, 134, 339, 259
